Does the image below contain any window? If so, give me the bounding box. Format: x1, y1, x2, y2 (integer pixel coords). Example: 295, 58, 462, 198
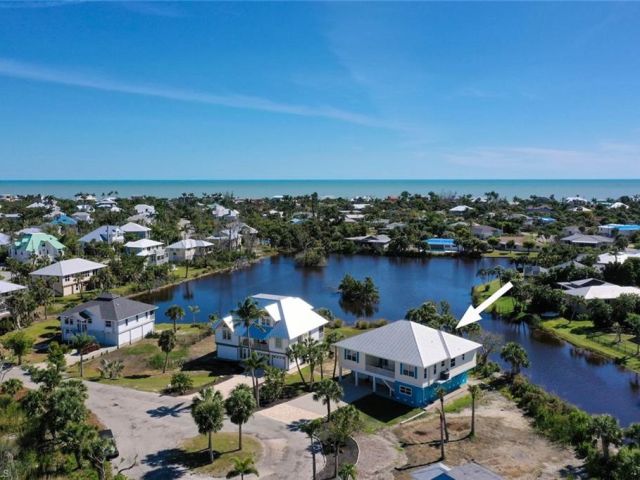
401, 364, 416, 378
344, 349, 358, 362
105, 321, 112, 328
433, 364, 437, 374
450, 357, 456, 367
125, 319, 129, 326
441, 361, 445, 367
399, 385, 412, 396
222, 329, 232, 341
275, 337, 283, 349
462, 353, 465, 361
424, 368, 428, 379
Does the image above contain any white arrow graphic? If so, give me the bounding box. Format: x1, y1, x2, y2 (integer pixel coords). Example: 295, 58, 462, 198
456, 281, 514, 329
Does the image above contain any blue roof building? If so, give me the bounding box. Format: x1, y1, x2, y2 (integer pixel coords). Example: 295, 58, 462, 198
425, 238, 458, 252
51, 214, 78, 226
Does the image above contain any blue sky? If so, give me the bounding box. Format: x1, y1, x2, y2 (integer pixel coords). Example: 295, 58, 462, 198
1, 1, 639, 179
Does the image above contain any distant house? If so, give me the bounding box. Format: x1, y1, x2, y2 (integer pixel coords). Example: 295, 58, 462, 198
212, 294, 328, 369
120, 222, 152, 239
410, 462, 503, 480
134, 204, 156, 216
72, 211, 93, 223
80, 225, 125, 246
346, 234, 391, 251
166, 239, 214, 262
50, 214, 78, 227
526, 205, 553, 214
344, 213, 365, 223
596, 251, 640, 266
569, 206, 592, 213
334, 320, 481, 408
560, 234, 613, 247
124, 239, 167, 266
0, 280, 27, 319
561, 279, 640, 301
537, 216, 557, 225
9, 232, 65, 263
471, 224, 502, 239
564, 196, 590, 205
96, 197, 118, 209
211, 203, 239, 219
208, 228, 242, 249
449, 205, 473, 215
30, 258, 107, 296
0, 232, 12, 247
126, 213, 154, 226
608, 202, 629, 210
76, 204, 95, 213
425, 238, 458, 252
598, 224, 640, 237
59, 292, 157, 347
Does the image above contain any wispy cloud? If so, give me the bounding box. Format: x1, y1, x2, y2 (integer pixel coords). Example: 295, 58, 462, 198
0, 57, 397, 129
443, 142, 640, 177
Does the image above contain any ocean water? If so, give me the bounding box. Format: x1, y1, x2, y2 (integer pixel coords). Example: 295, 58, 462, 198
0, 179, 639, 200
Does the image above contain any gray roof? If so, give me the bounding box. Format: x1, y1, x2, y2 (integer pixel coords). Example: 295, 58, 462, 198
334, 320, 481, 367
30, 258, 107, 277
411, 462, 503, 480
561, 234, 613, 245
60, 292, 157, 321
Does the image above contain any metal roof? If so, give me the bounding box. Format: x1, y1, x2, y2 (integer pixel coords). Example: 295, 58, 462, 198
30, 258, 107, 277
334, 320, 481, 367
60, 292, 157, 322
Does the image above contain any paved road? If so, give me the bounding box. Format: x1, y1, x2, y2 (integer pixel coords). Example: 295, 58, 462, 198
6, 368, 313, 480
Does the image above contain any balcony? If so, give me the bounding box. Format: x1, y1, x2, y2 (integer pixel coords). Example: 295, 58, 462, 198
241, 339, 270, 352
364, 355, 395, 378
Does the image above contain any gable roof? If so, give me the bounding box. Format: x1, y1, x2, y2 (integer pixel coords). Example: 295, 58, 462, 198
30, 258, 106, 277
60, 292, 157, 322
334, 320, 481, 367
562, 234, 613, 244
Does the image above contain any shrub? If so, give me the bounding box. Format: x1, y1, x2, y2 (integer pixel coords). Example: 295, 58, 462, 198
148, 353, 166, 370
169, 372, 193, 394
327, 319, 344, 329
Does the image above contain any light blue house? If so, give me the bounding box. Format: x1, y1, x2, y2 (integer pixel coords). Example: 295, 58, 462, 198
334, 320, 481, 408
425, 238, 459, 253
51, 214, 78, 227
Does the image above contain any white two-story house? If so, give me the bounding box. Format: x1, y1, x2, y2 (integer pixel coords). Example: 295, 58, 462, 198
30, 258, 107, 297
166, 239, 214, 262
213, 294, 328, 370
124, 239, 167, 266
59, 292, 157, 347
334, 320, 481, 408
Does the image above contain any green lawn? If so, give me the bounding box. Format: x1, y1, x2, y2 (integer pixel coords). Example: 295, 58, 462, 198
541, 318, 640, 373
351, 394, 424, 433
177, 432, 262, 477
1, 318, 60, 364
472, 280, 516, 316
443, 394, 473, 413
483, 251, 539, 259
91, 371, 217, 392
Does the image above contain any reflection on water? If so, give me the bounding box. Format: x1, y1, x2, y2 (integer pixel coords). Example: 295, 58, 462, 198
138, 254, 640, 425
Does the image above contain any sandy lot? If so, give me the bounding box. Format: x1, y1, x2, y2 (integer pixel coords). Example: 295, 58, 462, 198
392, 389, 583, 480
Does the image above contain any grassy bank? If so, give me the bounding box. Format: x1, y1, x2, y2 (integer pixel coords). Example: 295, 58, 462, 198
472, 279, 516, 315
540, 318, 640, 373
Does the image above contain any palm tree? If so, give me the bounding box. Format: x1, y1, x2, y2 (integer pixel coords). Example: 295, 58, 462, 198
71, 332, 95, 378
500, 342, 530, 377
338, 463, 357, 480
286, 342, 309, 389
243, 352, 267, 406
438, 408, 446, 460
628, 314, 640, 356
590, 414, 622, 461
191, 387, 225, 463
313, 379, 343, 421
436, 388, 449, 442
0, 378, 23, 396
324, 330, 345, 379
165, 305, 185, 333
2, 331, 33, 365
300, 418, 322, 480
225, 384, 257, 450
612, 322, 623, 344
226, 456, 259, 479
233, 298, 267, 356
188, 305, 200, 325
468, 384, 482, 437
158, 330, 176, 374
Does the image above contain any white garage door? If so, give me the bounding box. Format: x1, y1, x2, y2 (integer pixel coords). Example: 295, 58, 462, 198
130, 326, 143, 342
117, 331, 129, 346
271, 356, 286, 369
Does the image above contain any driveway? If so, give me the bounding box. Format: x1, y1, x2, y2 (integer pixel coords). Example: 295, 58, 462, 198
6, 368, 312, 480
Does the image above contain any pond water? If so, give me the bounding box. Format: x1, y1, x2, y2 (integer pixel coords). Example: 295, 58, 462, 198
138, 254, 640, 425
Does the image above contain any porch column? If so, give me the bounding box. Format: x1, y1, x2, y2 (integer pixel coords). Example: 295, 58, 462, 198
355, 371, 359, 386
372, 377, 377, 393
339, 365, 343, 381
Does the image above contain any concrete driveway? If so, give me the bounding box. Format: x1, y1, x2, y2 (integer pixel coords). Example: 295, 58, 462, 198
6, 368, 312, 480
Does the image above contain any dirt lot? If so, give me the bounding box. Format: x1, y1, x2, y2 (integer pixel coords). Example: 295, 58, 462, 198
393, 389, 582, 480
